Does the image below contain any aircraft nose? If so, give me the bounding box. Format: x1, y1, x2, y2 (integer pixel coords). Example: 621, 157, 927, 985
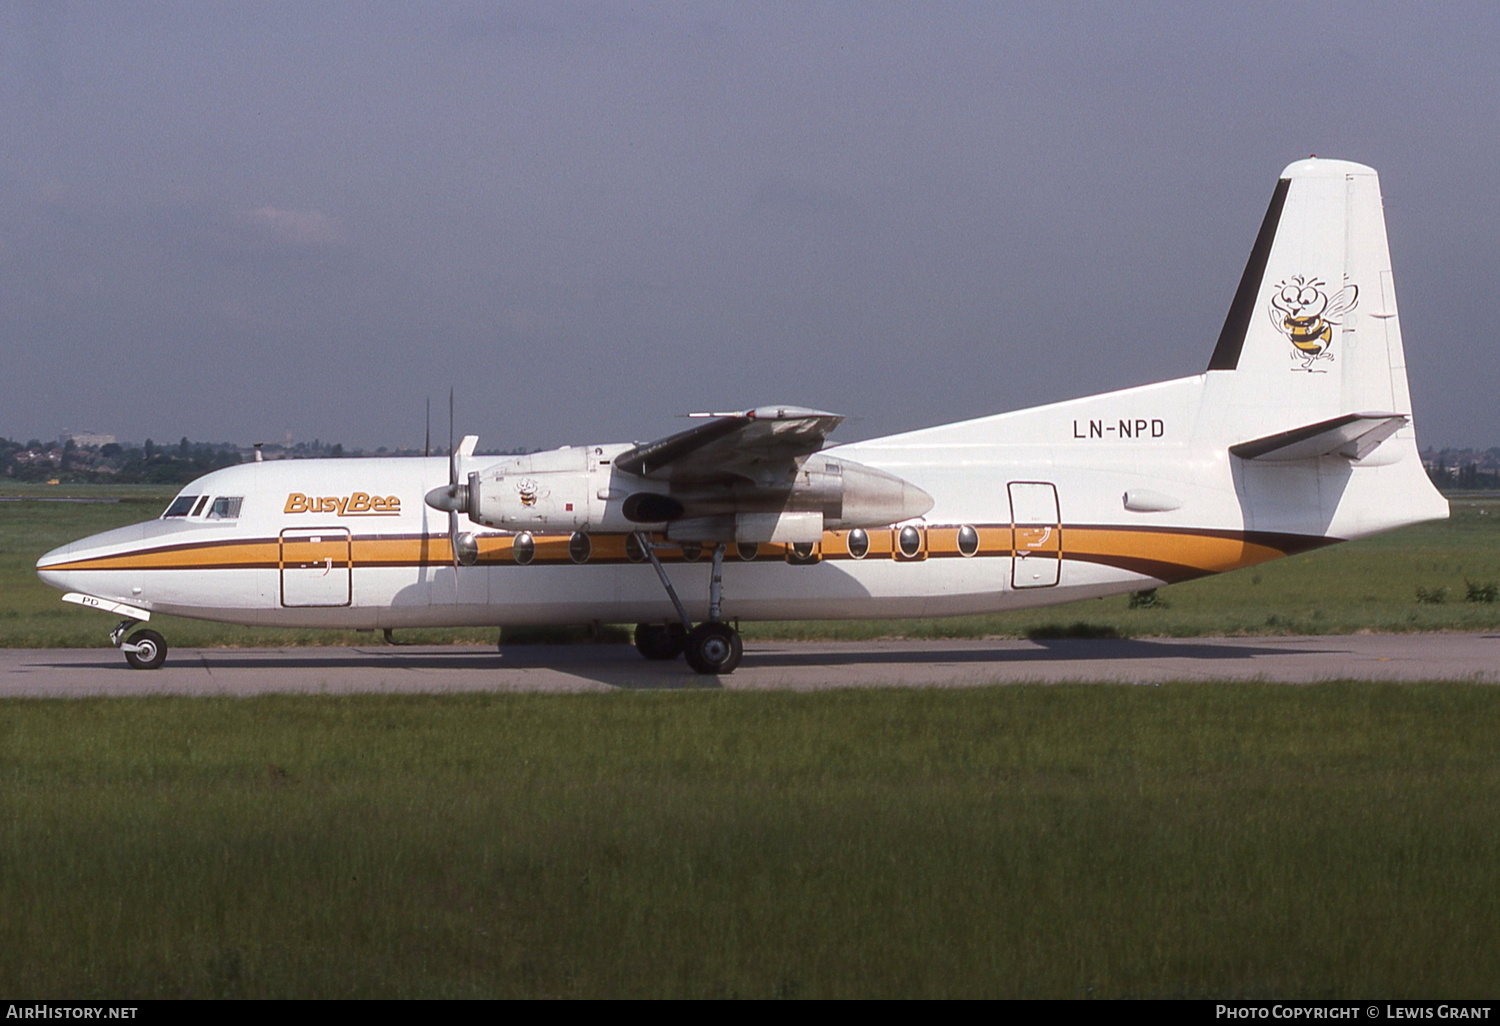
36, 540, 81, 591
34, 520, 152, 593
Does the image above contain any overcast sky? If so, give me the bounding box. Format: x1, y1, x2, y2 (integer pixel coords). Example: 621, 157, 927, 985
3, 1, 1496, 451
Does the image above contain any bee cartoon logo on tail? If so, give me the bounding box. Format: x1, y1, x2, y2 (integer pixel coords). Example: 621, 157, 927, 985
1269, 275, 1358, 371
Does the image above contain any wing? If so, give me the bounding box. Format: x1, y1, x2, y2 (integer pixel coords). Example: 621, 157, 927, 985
615, 405, 844, 482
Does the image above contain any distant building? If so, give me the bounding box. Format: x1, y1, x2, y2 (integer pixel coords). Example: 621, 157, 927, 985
59, 431, 117, 448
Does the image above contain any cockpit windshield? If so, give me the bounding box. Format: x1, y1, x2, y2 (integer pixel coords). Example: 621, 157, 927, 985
162, 495, 199, 518
162, 494, 243, 519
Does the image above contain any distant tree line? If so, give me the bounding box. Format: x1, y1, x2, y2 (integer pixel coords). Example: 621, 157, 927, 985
1, 433, 532, 485
1423, 447, 1500, 491
0, 437, 243, 484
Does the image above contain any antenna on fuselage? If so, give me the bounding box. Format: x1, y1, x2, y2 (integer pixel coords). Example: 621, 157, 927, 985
424, 397, 431, 458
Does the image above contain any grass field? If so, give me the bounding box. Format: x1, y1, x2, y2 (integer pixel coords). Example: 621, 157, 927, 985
4, 483, 1499, 647
6, 485, 1499, 998
3, 684, 1498, 998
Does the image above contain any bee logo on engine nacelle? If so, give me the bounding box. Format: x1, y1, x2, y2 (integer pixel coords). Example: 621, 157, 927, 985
516, 478, 547, 507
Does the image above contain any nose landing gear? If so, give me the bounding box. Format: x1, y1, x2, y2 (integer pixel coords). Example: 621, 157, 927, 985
111, 619, 168, 670
632, 534, 744, 675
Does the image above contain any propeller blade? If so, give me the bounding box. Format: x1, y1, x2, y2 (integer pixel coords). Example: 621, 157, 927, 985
449, 389, 458, 571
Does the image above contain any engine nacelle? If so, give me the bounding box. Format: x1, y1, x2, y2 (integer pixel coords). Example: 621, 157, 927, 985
454, 444, 933, 539
468, 446, 594, 529
653, 455, 931, 531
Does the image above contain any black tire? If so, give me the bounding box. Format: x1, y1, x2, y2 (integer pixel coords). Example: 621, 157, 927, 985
635, 622, 687, 661
123, 629, 167, 670
684, 622, 742, 675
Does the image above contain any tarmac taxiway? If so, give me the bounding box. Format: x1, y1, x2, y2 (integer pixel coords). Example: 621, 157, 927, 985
1, 633, 1497, 696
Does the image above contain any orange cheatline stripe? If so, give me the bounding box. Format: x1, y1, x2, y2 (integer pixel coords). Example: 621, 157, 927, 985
1066, 527, 1288, 575
43, 540, 281, 572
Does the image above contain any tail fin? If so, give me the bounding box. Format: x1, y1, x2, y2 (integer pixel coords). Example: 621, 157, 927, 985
1204, 158, 1446, 536
1207, 158, 1410, 420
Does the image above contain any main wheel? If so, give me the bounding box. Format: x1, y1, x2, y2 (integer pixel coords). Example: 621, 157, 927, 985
123, 629, 168, 670
684, 622, 743, 675
634, 622, 687, 661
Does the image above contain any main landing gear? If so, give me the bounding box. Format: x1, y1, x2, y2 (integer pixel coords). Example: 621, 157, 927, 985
632, 534, 744, 675
111, 619, 168, 670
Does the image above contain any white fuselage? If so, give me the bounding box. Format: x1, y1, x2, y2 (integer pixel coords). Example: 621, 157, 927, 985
34, 370, 1448, 631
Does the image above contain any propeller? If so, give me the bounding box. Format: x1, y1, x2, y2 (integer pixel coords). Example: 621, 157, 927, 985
447, 390, 459, 570
422, 389, 479, 571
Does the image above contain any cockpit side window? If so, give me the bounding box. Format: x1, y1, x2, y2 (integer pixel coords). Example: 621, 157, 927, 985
162, 495, 199, 518
207, 497, 243, 519
191, 496, 210, 517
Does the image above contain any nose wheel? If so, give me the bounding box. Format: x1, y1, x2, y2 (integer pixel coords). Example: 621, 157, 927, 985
112, 620, 168, 670
109, 621, 168, 669
123, 630, 167, 670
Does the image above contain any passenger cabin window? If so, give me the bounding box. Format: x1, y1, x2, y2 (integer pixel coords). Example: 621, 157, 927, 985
162, 495, 199, 518
957, 525, 980, 557
207, 497, 243, 519
898, 525, 923, 559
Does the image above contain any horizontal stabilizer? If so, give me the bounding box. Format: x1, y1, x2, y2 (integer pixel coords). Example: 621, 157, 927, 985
1230, 412, 1408, 462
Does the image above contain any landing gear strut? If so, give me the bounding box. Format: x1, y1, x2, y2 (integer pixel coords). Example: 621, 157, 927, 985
632, 534, 744, 675
112, 619, 168, 670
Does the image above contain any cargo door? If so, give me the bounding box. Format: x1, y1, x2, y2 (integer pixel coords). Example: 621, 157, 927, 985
1009, 482, 1061, 588
280, 528, 352, 607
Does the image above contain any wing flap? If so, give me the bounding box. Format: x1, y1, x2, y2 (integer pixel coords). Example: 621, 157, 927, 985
1230, 412, 1408, 462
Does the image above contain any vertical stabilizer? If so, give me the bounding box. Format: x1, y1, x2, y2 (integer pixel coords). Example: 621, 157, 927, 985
1205, 159, 1411, 427
1201, 158, 1446, 539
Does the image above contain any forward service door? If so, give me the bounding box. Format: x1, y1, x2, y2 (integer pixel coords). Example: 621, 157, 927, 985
1009, 482, 1061, 588
280, 528, 352, 607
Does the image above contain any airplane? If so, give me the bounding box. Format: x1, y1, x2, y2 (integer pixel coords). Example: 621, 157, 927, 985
36, 158, 1449, 674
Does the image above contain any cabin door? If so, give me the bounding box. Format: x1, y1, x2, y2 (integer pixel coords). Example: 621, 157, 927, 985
280, 528, 353, 607
1009, 482, 1061, 588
